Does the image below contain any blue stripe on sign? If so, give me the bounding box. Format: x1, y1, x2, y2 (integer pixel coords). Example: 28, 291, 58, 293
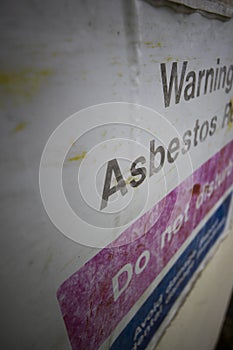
110, 193, 232, 350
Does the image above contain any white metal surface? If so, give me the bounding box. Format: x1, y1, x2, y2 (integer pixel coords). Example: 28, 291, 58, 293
0, 1, 233, 349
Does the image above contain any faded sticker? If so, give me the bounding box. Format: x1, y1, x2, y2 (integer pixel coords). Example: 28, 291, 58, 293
57, 139, 233, 350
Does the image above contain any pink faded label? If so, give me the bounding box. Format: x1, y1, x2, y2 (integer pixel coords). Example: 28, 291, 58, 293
57, 140, 233, 350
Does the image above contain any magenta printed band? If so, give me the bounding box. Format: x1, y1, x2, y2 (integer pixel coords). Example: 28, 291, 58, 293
57, 140, 233, 350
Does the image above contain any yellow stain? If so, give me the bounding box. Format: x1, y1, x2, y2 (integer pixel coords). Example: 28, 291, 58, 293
144, 41, 162, 48
13, 121, 27, 133
117, 73, 123, 77
125, 175, 140, 185
68, 151, 86, 162
101, 130, 107, 137
165, 56, 173, 62
51, 51, 59, 57
0, 68, 54, 104
125, 176, 134, 185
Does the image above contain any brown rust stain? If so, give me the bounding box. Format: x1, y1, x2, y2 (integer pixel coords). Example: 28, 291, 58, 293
137, 243, 145, 250
192, 183, 201, 196
107, 252, 114, 261
105, 298, 113, 307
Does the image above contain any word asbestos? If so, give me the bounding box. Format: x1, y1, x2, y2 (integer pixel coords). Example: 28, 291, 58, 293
160, 58, 233, 107
100, 101, 232, 210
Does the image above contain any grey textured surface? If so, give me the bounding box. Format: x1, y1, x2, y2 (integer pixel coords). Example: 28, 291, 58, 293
146, 0, 233, 19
